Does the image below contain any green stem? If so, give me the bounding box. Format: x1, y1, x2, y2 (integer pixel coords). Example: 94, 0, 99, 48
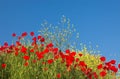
2, 70, 4, 79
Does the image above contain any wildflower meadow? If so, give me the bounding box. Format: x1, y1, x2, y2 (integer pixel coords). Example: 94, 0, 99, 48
0, 17, 120, 79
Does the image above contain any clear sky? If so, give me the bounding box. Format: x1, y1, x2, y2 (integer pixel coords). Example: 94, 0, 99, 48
0, 0, 120, 62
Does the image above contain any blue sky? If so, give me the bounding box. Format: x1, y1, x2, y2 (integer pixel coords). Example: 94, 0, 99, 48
0, 0, 120, 62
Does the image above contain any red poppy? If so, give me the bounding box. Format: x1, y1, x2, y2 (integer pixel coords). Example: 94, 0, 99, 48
97, 64, 103, 69
76, 58, 79, 62
70, 52, 76, 57
60, 52, 66, 60
4, 42, 8, 47
105, 62, 111, 67
65, 49, 70, 54
79, 61, 86, 67
54, 55, 59, 60
100, 56, 106, 62
30, 49, 34, 53
87, 68, 92, 72
103, 66, 109, 71
1, 63, 6, 68
30, 32, 34, 36
118, 64, 120, 69
88, 74, 92, 79
57, 73, 61, 78
52, 48, 58, 54
100, 70, 107, 77
23, 55, 30, 60
9, 44, 15, 49
18, 36, 22, 40
40, 37, 45, 42
109, 60, 116, 64
15, 51, 19, 56
15, 47, 19, 51
43, 48, 49, 54
46, 43, 54, 48
32, 37, 37, 42
47, 59, 54, 64
93, 72, 98, 79
16, 41, 21, 46
36, 52, 44, 60
12, 33, 16, 37
21, 46, 27, 54
6, 49, 12, 53
110, 66, 118, 73
81, 67, 86, 72
66, 55, 74, 67
21, 32, 27, 37
37, 35, 41, 39
24, 62, 29, 66
79, 53, 83, 57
